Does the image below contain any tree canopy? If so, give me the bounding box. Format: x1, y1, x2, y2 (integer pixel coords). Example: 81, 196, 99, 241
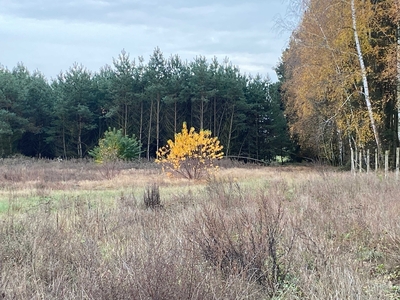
280, 0, 399, 164
0, 49, 291, 163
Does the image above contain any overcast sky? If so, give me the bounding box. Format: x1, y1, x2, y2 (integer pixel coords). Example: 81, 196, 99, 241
1, 0, 293, 82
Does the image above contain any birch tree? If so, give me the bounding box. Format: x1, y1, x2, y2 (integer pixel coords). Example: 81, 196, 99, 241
281, 0, 397, 163
350, 0, 381, 154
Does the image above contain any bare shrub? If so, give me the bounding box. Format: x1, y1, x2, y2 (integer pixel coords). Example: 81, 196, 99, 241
95, 160, 123, 180
205, 175, 243, 208
143, 183, 163, 210
186, 193, 296, 298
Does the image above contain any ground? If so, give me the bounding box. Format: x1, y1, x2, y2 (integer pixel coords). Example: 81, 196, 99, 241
0, 158, 399, 299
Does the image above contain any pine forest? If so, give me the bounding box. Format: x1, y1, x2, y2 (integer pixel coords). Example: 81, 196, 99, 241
0, 49, 291, 162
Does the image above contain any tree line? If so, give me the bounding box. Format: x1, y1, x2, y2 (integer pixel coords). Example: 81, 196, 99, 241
0, 48, 292, 161
280, 0, 399, 165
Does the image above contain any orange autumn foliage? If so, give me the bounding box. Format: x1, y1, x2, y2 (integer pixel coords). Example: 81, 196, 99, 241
282, 0, 398, 162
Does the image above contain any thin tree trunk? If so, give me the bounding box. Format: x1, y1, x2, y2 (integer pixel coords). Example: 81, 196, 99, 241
226, 104, 235, 157
351, 0, 381, 154
8, 136, 12, 157
139, 100, 143, 159
78, 119, 82, 158
78, 134, 82, 158
174, 97, 177, 134
156, 92, 160, 152
213, 96, 217, 134
338, 129, 343, 166
200, 94, 204, 129
217, 106, 226, 138
147, 100, 153, 161
124, 102, 128, 136
256, 104, 259, 160
62, 125, 67, 159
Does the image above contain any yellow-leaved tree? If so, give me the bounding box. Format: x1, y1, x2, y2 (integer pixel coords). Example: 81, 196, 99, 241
281, 0, 398, 164
156, 122, 223, 179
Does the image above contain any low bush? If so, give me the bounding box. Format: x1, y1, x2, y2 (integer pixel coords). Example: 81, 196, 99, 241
89, 127, 142, 163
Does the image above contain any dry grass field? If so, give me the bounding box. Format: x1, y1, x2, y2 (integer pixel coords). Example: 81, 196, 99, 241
0, 157, 399, 299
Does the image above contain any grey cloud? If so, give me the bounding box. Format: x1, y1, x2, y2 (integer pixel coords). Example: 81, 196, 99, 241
4, 0, 274, 29
0, 0, 290, 81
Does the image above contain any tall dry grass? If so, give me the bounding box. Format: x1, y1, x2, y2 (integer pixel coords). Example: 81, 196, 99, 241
0, 158, 399, 299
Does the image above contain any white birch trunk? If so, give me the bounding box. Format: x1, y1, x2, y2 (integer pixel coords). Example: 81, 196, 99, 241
351, 0, 381, 154
385, 150, 389, 178
351, 147, 355, 174
396, 147, 399, 179
397, 23, 400, 143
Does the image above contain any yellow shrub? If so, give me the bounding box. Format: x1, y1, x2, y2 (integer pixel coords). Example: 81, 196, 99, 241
156, 122, 224, 179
